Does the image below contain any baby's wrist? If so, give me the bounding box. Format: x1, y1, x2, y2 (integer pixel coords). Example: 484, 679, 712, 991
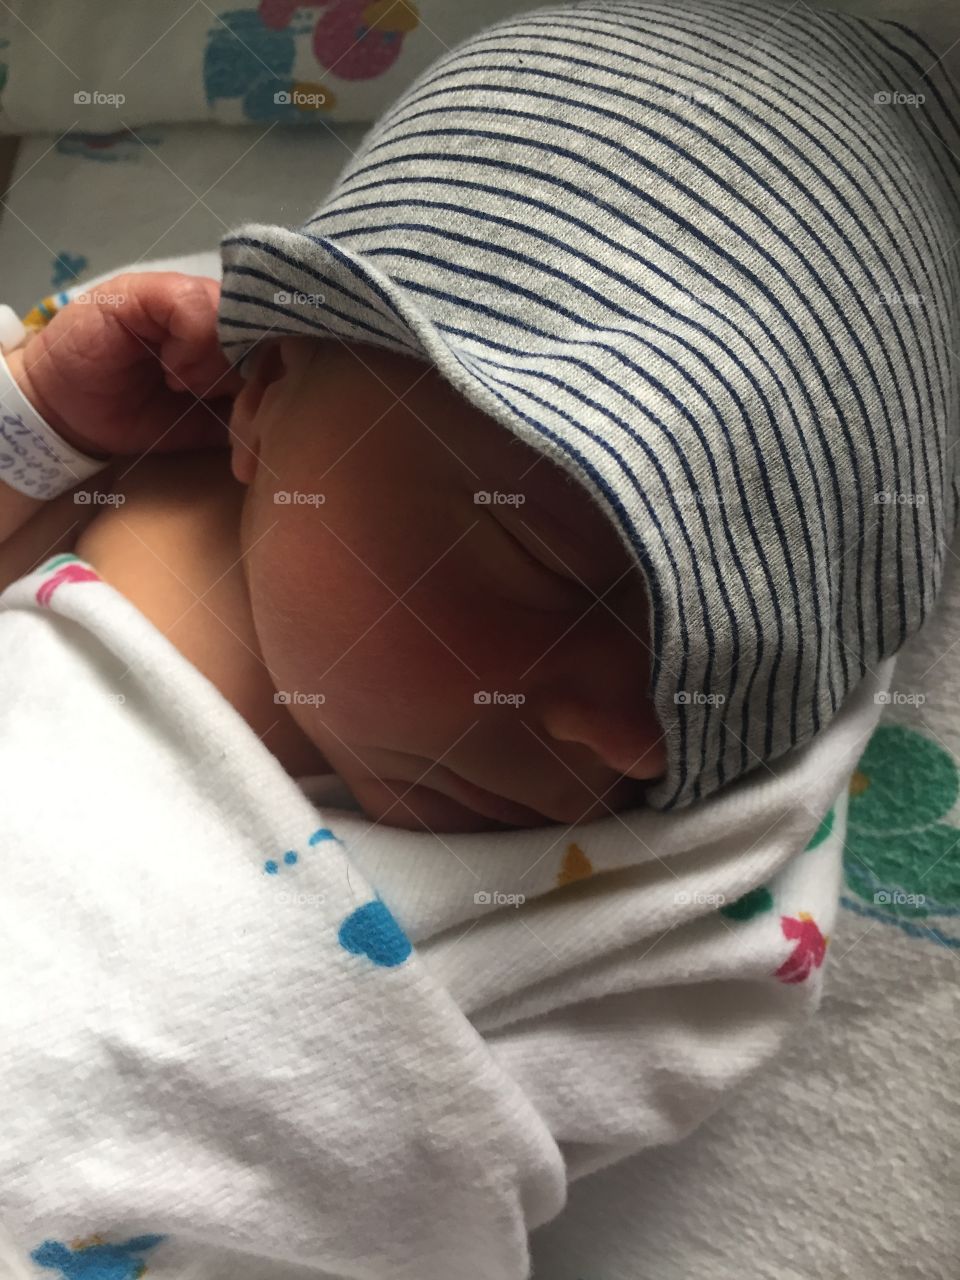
5, 345, 111, 462
0, 342, 112, 505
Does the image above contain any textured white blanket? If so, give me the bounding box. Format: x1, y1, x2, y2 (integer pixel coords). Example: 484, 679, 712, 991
0, 551, 890, 1279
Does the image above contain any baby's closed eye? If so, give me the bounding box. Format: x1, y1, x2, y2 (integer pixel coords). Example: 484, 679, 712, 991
483, 510, 588, 610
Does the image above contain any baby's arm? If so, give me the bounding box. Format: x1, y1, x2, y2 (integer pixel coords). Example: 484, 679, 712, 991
0, 273, 240, 578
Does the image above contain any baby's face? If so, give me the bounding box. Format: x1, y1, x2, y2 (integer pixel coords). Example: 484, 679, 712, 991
230, 337, 666, 832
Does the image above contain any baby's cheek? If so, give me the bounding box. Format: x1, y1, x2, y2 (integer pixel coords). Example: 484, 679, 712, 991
383, 584, 560, 723
248, 554, 433, 734
246, 500, 561, 746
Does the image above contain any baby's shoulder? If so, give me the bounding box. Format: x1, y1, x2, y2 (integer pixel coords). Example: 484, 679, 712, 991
75, 449, 243, 619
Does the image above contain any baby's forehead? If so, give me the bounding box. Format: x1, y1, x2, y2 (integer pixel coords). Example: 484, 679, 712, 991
293, 334, 618, 551
415, 351, 621, 553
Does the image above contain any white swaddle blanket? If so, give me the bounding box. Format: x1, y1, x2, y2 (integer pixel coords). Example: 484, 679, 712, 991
0, 552, 892, 1280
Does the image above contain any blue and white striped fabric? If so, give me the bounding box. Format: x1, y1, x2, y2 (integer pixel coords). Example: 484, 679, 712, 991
218, 0, 960, 809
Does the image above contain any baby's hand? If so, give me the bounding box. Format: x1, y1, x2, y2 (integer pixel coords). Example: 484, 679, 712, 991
13, 272, 243, 459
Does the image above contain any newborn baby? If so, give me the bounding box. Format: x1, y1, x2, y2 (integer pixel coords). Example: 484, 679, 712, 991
3, 2, 958, 826
2, 316, 666, 834
1, 2, 958, 1277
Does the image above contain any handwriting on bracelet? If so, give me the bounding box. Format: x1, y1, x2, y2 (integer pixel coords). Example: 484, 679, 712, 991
0, 411, 64, 499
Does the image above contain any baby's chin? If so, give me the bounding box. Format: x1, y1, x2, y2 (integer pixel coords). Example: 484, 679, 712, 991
350, 775, 538, 834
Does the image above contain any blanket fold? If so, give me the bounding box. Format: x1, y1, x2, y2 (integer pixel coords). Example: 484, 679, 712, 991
0, 554, 890, 1278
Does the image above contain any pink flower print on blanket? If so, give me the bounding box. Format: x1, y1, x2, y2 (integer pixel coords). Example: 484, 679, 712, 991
260, 0, 420, 81
775, 912, 828, 984
35, 554, 99, 607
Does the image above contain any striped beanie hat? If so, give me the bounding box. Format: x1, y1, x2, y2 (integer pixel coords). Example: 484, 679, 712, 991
218, 0, 960, 809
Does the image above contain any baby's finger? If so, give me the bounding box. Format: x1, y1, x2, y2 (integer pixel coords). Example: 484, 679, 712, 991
84, 272, 238, 395
163, 345, 244, 400
159, 279, 244, 399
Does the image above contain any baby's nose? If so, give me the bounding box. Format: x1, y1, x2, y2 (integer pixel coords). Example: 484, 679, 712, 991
535, 692, 667, 783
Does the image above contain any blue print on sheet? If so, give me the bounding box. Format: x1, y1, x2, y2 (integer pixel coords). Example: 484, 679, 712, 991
264, 825, 342, 875
338, 896, 411, 968
31, 1233, 166, 1279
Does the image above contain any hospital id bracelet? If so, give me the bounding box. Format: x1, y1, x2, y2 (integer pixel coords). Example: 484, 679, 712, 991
0, 303, 27, 354
0, 345, 109, 501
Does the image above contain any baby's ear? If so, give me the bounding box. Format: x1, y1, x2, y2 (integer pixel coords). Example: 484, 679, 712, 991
228, 341, 286, 484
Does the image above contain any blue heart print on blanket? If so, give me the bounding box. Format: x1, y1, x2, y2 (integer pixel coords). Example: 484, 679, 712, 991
261, 826, 411, 966
338, 896, 412, 968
